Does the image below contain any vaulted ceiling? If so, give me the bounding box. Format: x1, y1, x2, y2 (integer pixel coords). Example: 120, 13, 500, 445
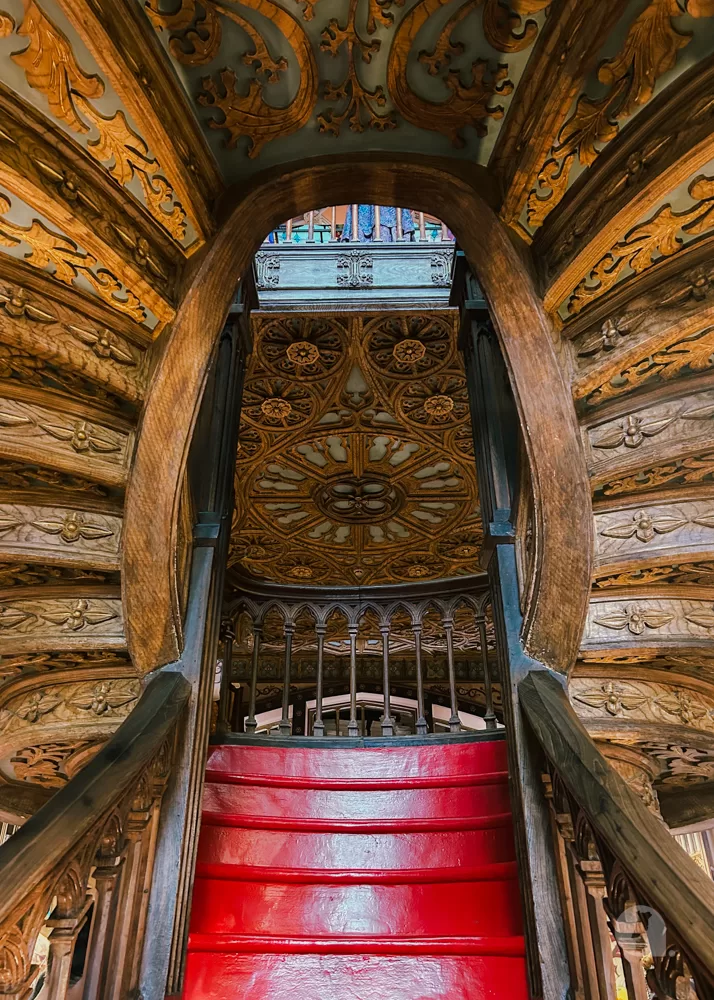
0, 0, 713, 818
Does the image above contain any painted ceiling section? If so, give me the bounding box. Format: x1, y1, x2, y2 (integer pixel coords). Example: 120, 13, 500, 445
142, 0, 549, 180
229, 310, 482, 586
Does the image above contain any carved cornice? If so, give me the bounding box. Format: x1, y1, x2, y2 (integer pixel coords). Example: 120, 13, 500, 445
0, 590, 124, 654
585, 388, 714, 487
0, 82, 179, 323
56, 0, 220, 241
0, 503, 121, 571
537, 52, 714, 298
492, 0, 627, 231
0, 395, 133, 488
0, 271, 147, 404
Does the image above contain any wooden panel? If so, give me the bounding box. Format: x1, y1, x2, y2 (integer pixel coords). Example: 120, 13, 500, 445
0, 502, 121, 570
0, 590, 124, 653
594, 494, 714, 570
123, 156, 591, 675
581, 588, 714, 655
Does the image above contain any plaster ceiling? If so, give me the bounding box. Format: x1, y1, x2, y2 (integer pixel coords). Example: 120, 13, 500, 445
229, 309, 482, 586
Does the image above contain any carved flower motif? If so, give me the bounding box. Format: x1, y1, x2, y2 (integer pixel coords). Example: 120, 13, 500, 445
0, 606, 35, 630
577, 317, 631, 359
655, 691, 709, 727
70, 326, 137, 365
69, 681, 137, 716
0, 288, 55, 322
13, 691, 62, 724
593, 413, 677, 450
423, 394, 454, 418
40, 599, 117, 632
573, 681, 648, 717
601, 509, 688, 544
392, 339, 427, 364
32, 511, 114, 544
593, 606, 674, 635
286, 341, 320, 366
40, 420, 121, 456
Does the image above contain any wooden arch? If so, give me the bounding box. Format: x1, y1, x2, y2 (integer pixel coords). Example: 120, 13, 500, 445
122, 154, 591, 675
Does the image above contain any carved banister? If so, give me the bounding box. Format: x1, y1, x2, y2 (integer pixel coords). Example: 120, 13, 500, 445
0, 671, 189, 1000
521, 669, 714, 999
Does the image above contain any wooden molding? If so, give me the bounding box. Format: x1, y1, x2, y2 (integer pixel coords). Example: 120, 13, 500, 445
537, 53, 714, 304
122, 154, 591, 675
491, 0, 628, 232
56, 0, 221, 243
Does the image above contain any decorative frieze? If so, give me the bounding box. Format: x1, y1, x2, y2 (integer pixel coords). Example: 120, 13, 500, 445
0, 596, 124, 653
571, 676, 714, 734
583, 596, 714, 649
585, 389, 714, 483
0, 677, 139, 742
336, 251, 374, 288
0, 397, 132, 487
0, 504, 121, 570
594, 498, 714, 567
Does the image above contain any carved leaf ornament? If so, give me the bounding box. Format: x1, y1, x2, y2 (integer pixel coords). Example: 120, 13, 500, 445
601, 508, 714, 543
593, 606, 674, 635
148, 0, 549, 152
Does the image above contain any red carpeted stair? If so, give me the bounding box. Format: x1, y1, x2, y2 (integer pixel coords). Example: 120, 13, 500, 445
182, 737, 529, 1000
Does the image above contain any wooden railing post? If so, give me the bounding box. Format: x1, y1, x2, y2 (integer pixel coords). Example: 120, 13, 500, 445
82, 852, 123, 1000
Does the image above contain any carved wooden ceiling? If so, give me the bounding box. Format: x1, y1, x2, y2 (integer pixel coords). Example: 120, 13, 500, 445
1, 0, 714, 818
229, 310, 482, 586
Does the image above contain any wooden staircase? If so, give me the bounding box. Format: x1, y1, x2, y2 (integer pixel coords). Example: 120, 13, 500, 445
182, 736, 529, 1000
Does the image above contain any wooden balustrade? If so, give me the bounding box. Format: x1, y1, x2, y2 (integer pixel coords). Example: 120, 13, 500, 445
0, 672, 189, 1000
219, 589, 497, 738
521, 670, 714, 1000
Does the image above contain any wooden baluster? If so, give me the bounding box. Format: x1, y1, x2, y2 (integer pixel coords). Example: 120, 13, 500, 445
307, 210, 315, 243
476, 615, 498, 730
313, 622, 326, 736
580, 863, 619, 1000
245, 623, 262, 734
418, 211, 426, 241
374, 205, 382, 242
441, 222, 448, 242
412, 621, 428, 735
335, 705, 341, 737
348, 623, 359, 736
231, 684, 244, 733
285, 218, 293, 242
443, 616, 461, 732
380, 624, 394, 736
360, 704, 367, 736
45, 896, 93, 1000
82, 833, 124, 1000
396, 208, 403, 241
280, 621, 294, 736
351, 204, 358, 243
216, 621, 235, 735
611, 915, 650, 1000
331, 206, 337, 242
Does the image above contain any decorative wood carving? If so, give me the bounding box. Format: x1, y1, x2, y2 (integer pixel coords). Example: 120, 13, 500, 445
593, 450, 714, 502
0, 594, 124, 653
598, 743, 661, 815
640, 742, 714, 787
582, 593, 714, 651
8, 0, 201, 248
0, 503, 121, 570
8, 738, 104, 787
571, 676, 714, 734
526, 0, 714, 237
0, 457, 116, 503
0, 83, 179, 324
0, 649, 130, 678
593, 560, 714, 591
585, 388, 714, 485
560, 172, 714, 319
232, 312, 480, 586
594, 497, 714, 568
492, 0, 628, 232
537, 52, 714, 299
0, 396, 132, 487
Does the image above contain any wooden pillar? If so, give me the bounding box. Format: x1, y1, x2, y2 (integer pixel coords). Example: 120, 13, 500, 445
348, 623, 359, 737
477, 615, 497, 730
443, 616, 460, 732
580, 864, 618, 1000
380, 624, 393, 736
412, 622, 427, 735
313, 623, 326, 736
216, 621, 235, 735
374, 205, 382, 242
280, 621, 294, 737
82, 855, 123, 1000
45, 897, 93, 1000
351, 204, 358, 243
245, 623, 262, 734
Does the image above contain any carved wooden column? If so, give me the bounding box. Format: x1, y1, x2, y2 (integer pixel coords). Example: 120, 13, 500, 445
45, 896, 93, 1000
82, 828, 125, 1000
216, 620, 235, 735
348, 623, 359, 737
412, 621, 428, 735
442, 615, 460, 732
245, 622, 262, 734
476, 614, 497, 730
280, 621, 294, 737
313, 622, 326, 737
380, 623, 394, 736
579, 861, 618, 1000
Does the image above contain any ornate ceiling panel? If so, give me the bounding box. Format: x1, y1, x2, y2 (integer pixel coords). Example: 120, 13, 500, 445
230, 310, 482, 586
141, 0, 548, 181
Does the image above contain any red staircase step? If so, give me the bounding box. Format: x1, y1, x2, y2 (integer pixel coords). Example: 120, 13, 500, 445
183, 738, 529, 1000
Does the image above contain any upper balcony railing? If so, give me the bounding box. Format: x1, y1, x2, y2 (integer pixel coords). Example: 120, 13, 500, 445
254, 206, 457, 310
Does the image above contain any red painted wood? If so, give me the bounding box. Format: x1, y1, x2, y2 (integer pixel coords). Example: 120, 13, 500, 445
183, 740, 530, 999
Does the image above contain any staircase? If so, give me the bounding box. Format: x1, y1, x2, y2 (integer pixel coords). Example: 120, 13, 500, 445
182, 736, 528, 1000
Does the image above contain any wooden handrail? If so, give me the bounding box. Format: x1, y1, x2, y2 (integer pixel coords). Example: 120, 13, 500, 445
520, 669, 714, 994
0, 670, 189, 926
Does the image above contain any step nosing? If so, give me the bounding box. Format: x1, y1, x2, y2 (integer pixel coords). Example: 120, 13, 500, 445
187, 932, 526, 956
194, 861, 519, 884
200, 811, 513, 833
204, 769, 509, 791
